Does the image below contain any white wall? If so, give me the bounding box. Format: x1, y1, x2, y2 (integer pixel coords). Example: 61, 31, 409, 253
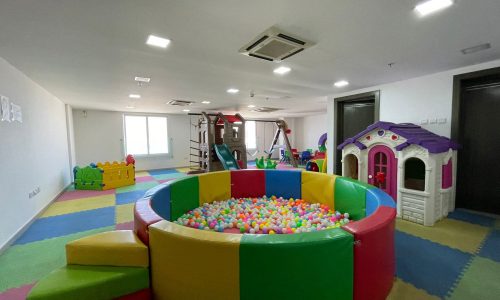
327, 59, 500, 174
0, 57, 70, 250
73, 109, 190, 171
295, 113, 327, 151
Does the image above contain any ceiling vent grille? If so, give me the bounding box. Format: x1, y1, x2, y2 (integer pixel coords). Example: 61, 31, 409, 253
167, 100, 194, 106
251, 107, 282, 113
239, 26, 314, 62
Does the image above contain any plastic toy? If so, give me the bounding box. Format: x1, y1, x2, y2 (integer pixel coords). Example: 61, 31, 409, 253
338, 121, 459, 226
255, 157, 277, 169
306, 133, 328, 173
74, 155, 136, 190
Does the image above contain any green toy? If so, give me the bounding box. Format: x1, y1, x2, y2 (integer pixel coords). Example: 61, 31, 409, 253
255, 157, 278, 169
74, 166, 104, 190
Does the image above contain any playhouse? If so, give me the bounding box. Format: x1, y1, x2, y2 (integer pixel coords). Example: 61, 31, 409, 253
338, 122, 459, 226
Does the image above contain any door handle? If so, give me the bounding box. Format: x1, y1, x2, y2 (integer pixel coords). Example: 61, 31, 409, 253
368, 175, 373, 179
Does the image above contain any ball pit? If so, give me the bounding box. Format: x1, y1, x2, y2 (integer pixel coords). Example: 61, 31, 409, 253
175, 196, 352, 234
134, 170, 397, 300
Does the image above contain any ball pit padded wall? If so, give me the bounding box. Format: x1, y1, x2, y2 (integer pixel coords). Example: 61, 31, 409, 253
231, 169, 266, 198
133, 169, 397, 300
265, 169, 302, 199
343, 206, 396, 300
301, 171, 335, 208
65, 230, 149, 268
149, 183, 171, 221
149, 221, 242, 300
170, 176, 199, 220
240, 228, 353, 300
26, 265, 149, 300
198, 171, 231, 204
365, 188, 397, 216
334, 177, 371, 221
134, 199, 162, 245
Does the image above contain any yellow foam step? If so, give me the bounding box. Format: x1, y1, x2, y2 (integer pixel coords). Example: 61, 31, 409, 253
66, 230, 149, 267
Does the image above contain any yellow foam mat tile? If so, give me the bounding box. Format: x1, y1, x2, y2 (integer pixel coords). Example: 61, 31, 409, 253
149, 221, 241, 300
396, 218, 490, 254
199, 171, 230, 205
116, 203, 135, 224
41, 195, 115, 218
301, 171, 335, 208
135, 171, 150, 177
175, 167, 191, 173
66, 230, 149, 267
387, 278, 440, 300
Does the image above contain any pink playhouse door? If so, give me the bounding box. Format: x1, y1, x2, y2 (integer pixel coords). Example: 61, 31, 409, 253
368, 145, 398, 200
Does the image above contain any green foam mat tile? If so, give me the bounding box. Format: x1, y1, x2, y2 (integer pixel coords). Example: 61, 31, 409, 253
448, 256, 500, 300
0, 227, 114, 292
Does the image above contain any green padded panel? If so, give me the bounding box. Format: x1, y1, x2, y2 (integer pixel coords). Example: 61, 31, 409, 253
335, 177, 373, 221
170, 176, 200, 220
27, 265, 149, 300
240, 228, 353, 300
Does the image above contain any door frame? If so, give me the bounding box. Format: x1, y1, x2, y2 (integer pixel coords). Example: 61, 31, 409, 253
451, 66, 500, 140
451, 66, 500, 211
334, 90, 380, 174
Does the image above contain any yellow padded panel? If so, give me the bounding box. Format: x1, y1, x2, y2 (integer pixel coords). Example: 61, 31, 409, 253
198, 171, 231, 205
66, 230, 149, 267
149, 221, 241, 300
301, 171, 336, 209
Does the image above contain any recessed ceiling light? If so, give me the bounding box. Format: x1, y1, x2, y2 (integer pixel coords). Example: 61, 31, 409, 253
273, 66, 291, 75
415, 0, 453, 16
334, 80, 349, 88
146, 35, 171, 48
182, 109, 190, 112
227, 88, 239, 94
126, 105, 135, 109
134, 76, 151, 83
201, 101, 211, 104
129, 94, 141, 99
248, 104, 256, 108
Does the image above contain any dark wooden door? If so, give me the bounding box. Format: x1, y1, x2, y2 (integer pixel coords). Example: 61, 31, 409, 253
336, 100, 375, 173
457, 75, 500, 214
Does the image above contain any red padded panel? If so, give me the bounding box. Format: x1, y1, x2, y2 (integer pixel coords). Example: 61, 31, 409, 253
116, 288, 152, 300
230, 170, 266, 198
342, 206, 396, 300
134, 199, 162, 245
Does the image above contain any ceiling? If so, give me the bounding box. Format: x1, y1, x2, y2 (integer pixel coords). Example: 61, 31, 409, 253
0, 0, 499, 118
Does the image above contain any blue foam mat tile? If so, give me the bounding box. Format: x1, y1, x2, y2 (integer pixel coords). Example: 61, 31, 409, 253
148, 169, 180, 176
14, 207, 115, 245
447, 209, 496, 227
478, 229, 500, 263
395, 230, 472, 298
116, 190, 148, 205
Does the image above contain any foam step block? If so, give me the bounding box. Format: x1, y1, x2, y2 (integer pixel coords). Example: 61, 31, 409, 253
27, 265, 149, 300
66, 230, 149, 267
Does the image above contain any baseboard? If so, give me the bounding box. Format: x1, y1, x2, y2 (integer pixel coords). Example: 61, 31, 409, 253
0, 183, 71, 255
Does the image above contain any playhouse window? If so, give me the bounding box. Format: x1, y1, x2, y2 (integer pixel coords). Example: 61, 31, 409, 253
245, 121, 257, 149
344, 154, 359, 180
124, 115, 169, 155
404, 158, 425, 191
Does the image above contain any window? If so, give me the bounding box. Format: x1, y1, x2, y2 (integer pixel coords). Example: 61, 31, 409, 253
404, 158, 426, 191
245, 121, 257, 149
124, 115, 168, 155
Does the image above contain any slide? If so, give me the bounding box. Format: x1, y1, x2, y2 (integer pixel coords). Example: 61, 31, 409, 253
214, 144, 241, 170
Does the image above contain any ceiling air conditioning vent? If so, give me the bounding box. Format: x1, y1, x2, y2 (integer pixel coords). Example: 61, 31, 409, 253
239, 26, 315, 62
251, 107, 282, 113
167, 100, 194, 106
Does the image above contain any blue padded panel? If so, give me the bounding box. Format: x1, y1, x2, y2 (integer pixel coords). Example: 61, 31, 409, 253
150, 184, 171, 221
365, 188, 396, 216
143, 182, 169, 199
265, 170, 302, 199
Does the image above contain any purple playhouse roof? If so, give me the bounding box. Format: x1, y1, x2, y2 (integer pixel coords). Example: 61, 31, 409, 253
337, 121, 459, 153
